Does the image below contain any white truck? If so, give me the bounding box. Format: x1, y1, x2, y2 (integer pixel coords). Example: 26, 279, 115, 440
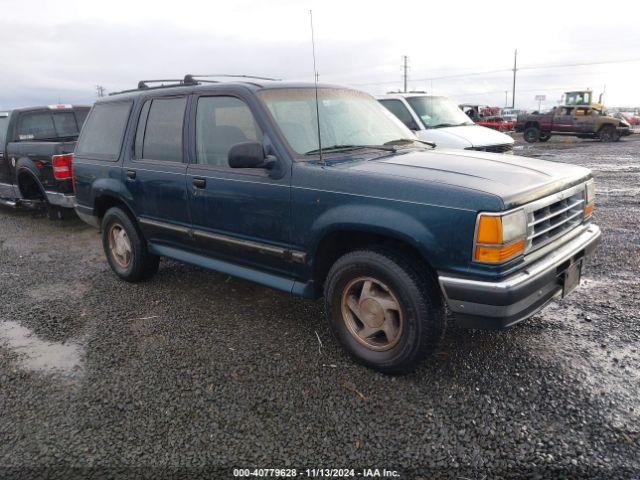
378, 93, 515, 153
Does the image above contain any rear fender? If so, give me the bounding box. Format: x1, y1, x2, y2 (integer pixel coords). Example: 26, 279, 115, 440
91, 177, 136, 217
15, 158, 46, 197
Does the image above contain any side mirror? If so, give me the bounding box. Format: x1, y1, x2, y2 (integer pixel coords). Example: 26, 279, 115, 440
228, 141, 268, 169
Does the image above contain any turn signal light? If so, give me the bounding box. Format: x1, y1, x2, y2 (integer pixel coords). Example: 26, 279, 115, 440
475, 240, 526, 263
584, 202, 594, 218
52, 153, 73, 180
476, 216, 503, 244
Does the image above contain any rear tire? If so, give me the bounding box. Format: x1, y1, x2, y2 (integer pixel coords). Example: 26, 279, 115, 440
523, 127, 540, 143
323, 248, 446, 374
101, 207, 159, 282
599, 125, 619, 142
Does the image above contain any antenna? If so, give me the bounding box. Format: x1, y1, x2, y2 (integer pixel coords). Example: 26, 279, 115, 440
309, 9, 323, 165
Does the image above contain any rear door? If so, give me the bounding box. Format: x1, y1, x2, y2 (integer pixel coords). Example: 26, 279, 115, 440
553, 107, 575, 132
124, 95, 191, 246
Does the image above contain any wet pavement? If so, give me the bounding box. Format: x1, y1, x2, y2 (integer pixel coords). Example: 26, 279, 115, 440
0, 135, 638, 479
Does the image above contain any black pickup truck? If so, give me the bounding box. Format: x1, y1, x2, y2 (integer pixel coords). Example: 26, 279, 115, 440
0, 104, 90, 216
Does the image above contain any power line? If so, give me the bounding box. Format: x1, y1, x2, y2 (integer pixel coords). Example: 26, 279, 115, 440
348, 57, 640, 87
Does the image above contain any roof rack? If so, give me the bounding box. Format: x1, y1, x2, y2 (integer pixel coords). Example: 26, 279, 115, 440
109, 74, 282, 96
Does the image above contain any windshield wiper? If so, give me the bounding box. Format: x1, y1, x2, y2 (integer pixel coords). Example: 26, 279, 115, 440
304, 144, 396, 155
383, 138, 436, 148
430, 123, 456, 129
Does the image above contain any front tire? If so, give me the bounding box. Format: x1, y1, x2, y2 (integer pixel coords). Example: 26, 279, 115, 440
324, 249, 445, 374
599, 125, 619, 142
101, 207, 159, 282
523, 127, 540, 143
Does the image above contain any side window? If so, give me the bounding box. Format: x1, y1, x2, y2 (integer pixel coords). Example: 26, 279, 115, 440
140, 97, 187, 162
196, 96, 262, 167
52, 112, 79, 136
0, 115, 9, 146
16, 112, 56, 140
379, 100, 418, 130
75, 102, 132, 159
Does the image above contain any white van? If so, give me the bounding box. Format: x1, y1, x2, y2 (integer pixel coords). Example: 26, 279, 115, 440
377, 93, 515, 153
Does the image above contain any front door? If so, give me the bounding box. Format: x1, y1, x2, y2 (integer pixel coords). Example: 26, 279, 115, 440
123, 95, 191, 246
185, 94, 293, 276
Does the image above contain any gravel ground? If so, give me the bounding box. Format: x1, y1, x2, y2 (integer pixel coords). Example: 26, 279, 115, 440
0, 135, 638, 479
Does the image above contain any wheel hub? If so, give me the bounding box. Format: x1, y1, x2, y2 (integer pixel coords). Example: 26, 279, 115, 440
359, 298, 385, 328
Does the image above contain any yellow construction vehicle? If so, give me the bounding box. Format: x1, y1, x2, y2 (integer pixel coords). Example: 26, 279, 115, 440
563, 90, 604, 112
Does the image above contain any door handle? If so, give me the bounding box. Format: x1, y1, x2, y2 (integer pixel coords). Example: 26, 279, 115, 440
193, 178, 206, 189
126, 170, 136, 180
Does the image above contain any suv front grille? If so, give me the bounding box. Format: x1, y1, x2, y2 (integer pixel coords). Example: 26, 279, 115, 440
466, 144, 514, 154
524, 185, 585, 252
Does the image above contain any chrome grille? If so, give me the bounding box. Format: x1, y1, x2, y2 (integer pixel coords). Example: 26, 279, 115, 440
466, 144, 514, 154
524, 184, 585, 252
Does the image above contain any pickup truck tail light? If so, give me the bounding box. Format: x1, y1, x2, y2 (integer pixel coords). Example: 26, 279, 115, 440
52, 153, 73, 180
474, 210, 527, 264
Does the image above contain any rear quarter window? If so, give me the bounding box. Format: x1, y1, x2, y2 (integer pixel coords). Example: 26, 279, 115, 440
75, 102, 132, 160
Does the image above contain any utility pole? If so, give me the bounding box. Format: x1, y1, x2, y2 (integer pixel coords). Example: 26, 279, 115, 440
505, 91, 508, 108
402, 55, 408, 93
96, 85, 106, 98
511, 49, 518, 109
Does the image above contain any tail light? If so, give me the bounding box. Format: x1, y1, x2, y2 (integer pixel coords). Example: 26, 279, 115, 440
52, 153, 73, 180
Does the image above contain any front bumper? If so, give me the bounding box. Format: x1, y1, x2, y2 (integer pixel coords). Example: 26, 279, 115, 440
438, 224, 601, 329
45, 191, 75, 208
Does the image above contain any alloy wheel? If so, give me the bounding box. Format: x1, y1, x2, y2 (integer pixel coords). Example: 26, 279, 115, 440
108, 223, 133, 269
341, 276, 404, 351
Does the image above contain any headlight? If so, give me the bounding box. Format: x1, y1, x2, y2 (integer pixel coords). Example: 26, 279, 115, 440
584, 180, 595, 218
473, 209, 527, 264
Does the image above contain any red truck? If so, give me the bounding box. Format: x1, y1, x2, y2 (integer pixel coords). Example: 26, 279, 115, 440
515, 105, 632, 143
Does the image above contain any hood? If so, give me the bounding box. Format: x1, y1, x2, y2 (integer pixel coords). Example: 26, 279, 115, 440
416, 124, 514, 149
345, 148, 592, 209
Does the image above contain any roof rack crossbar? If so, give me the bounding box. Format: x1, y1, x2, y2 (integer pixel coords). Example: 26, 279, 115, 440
137, 79, 186, 89
183, 74, 281, 84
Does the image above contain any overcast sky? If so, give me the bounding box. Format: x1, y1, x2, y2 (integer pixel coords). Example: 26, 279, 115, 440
1, 0, 639, 110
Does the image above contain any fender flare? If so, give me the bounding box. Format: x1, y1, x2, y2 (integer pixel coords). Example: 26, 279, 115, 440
15, 157, 46, 198
307, 204, 443, 267
90, 177, 137, 218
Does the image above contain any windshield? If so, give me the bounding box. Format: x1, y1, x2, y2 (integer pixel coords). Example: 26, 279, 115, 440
258, 88, 413, 155
406, 96, 473, 128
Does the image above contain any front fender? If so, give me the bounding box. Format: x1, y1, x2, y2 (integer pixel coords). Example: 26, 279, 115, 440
307, 203, 447, 267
